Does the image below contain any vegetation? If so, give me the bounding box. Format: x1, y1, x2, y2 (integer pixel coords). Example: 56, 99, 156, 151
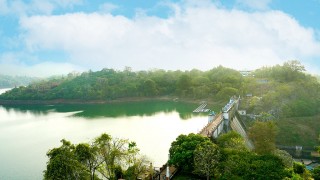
171, 132, 317, 180
44, 133, 151, 180
248, 121, 278, 154
193, 141, 220, 180
0, 66, 243, 100
243, 60, 320, 118
168, 133, 211, 172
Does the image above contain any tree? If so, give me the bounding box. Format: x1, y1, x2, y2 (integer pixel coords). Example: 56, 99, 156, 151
124, 142, 151, 179
44, 139, 89, 180
176, 74, 192, 97
283, 60, 305, 73
293, 162, 305, 175
216, 131, 247, 150
94, 133, 128, 180
124, 155, 150, 180
312, 166, 320, 180
193, 141, 220, 180
216, 87, 238, 101
169, 133, 211, 172
220, 151, 288, 180
142, 79, 158, 96
272, 149, 293, 168
44, 134, 151, 180
248, 121, 278, 154
74, 143, 102, 180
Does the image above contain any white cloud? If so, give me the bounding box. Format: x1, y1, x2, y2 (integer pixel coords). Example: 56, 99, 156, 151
0, 52, 83, 77
10, 1, 320, 74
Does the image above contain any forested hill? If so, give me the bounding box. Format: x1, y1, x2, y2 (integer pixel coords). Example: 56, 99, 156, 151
0, 66, 243, 101
0, 74, 38, 88
1, 60, 320, 119
243, 60, 320, 118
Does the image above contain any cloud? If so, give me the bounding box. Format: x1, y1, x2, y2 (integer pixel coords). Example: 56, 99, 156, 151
99, 3, 118, 13
0, 0, 82, 16
0, 62, 82, 77
0, 0, 9, 14
236, 0, 272, 10
0, 52, 83, 77
4, 0, 320, 76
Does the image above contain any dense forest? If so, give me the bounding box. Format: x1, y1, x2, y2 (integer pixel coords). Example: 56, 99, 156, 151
0, 74, 38, 88
0, 66, 242, 101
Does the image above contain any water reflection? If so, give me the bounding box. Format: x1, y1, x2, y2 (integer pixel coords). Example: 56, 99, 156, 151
1, 101, 201, 119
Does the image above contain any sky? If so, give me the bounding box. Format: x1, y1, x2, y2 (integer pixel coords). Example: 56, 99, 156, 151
0, 0, 320, 77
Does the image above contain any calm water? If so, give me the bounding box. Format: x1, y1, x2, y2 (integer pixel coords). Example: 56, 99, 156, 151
0, 92, 208, 179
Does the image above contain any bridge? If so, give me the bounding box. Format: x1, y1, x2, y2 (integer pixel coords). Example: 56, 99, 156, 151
156, 96, 252, 179
201, 96, 253, 149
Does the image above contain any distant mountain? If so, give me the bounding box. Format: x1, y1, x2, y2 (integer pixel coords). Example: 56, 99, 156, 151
0, 74, 39, 88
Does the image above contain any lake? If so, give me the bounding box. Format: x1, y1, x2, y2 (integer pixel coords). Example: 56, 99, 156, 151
0, 90, 208, 179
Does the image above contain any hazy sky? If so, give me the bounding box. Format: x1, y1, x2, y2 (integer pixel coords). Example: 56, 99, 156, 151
0, 0, 320, 77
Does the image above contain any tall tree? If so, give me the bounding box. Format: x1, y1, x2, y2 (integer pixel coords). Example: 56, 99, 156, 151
248, 121, 278, 154
94, 133, 128, 180
44, 139, 89, 180
193, 141, 220, 180
74, 143, 102, 180
216, 131, 247, 150
169, 133, 211, 172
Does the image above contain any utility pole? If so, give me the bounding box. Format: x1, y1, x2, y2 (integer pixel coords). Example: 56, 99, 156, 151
166, 154, 170, 180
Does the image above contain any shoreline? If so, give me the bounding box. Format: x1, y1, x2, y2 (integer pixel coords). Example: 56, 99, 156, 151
0, 96, 212, 105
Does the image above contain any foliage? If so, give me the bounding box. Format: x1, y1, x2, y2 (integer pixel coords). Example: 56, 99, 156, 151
169, 132, 297, 180
272, 149, 293, 168
216, 131, 247, 150
244, 60, 320, 119
312, 166, 320, 180
193, 141, 220, 180
44, 139, 90, 180
275, 115, 320, 146
220, 150, 288, 180
248, 121, 278, 154
74, 143, 102, 180
124, 155, 150, 180
293, 162, 305, 175
44, 133, 150, 180
168, 133, 211, 172
0, 66, 243, 101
